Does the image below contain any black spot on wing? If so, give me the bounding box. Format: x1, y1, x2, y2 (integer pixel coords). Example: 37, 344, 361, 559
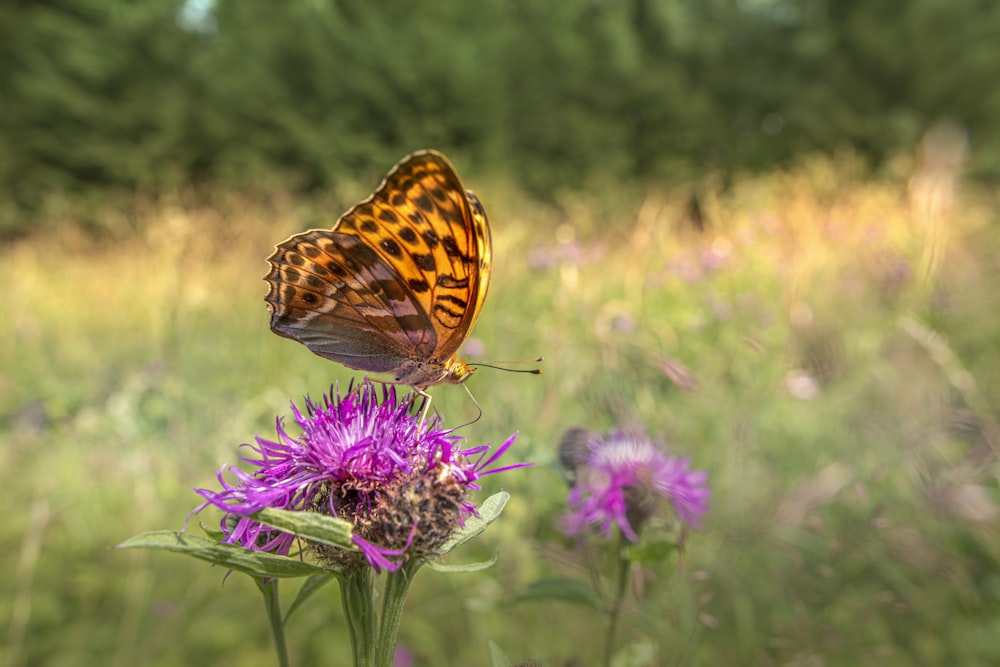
342, 256, 360, 272
399, 227, 418, 244
380, 238, 402, 257
407, 278, 430, 293
440, 206, 463, 225
413, 253, 435, 272
441, 236, 469, 261
414, 194, 434, 212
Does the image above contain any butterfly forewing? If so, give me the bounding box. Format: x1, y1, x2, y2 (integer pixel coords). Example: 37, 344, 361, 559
264, 150, 491, 385
456, 191, 492, 350
340, 152, 491, 361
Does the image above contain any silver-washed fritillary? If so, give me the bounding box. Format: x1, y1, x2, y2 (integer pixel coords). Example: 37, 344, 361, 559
264, 150, 492, 391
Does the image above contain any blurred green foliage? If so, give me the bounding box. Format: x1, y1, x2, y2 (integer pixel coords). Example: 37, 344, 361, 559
3, 0, 1000, 234
3, 154, 1000, 665
4, 2, 1000, 664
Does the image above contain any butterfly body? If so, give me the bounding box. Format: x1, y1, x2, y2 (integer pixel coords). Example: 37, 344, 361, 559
265, 150, 491, 390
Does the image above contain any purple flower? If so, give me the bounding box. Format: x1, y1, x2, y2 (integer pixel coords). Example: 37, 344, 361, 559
193, 381, 526, 572
393, 645, 415, 667
561, 428, 709, 541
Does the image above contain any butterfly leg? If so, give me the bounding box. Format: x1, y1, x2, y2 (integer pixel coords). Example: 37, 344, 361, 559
374, 377, 435, 427
415, 387, 434, 428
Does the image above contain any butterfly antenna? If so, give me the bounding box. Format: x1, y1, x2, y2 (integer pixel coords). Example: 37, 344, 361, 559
469, 356, 544, 376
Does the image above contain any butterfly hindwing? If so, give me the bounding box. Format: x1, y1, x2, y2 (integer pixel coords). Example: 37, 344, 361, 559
265, 230, 435, 369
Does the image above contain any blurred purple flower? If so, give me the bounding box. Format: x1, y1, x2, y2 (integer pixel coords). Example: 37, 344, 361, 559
528, 239, 605, 271
194, 381, 526, 572
561, 429, 709, 541
701, 246, 729, 271
393, 645, 415, 667
461, 337, 486, 359
668, 252, 704, 284
611, 314, 636, 335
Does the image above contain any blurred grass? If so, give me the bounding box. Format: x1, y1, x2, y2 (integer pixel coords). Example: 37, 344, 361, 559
3, 151, 1000, 666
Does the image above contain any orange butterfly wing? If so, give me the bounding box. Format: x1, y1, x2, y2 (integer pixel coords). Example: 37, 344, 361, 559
264, 150, 492, 388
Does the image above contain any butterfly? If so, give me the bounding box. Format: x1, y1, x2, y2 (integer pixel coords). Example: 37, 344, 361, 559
264, 150, 492, 397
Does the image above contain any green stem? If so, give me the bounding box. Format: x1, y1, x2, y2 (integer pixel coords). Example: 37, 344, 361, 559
341, 568, 376, 667
603, 535, 631, 667
260, 579, 290, 667
374, 559, 422, 667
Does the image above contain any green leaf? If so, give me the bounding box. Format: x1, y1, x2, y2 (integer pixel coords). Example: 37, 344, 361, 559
488, 639, 511, 667
438, 491, 509, 555
515, 577, 607, 613
285, 573, 339, 621
425, 551, 498, 573
254, 507, 357, 551
117, 531, 329, 579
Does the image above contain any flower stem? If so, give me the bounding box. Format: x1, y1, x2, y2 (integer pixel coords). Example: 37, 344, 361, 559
260, 579, 290, 667
603, 535, 631, 667
375, 560, 422, 667
341, 569, 376, 667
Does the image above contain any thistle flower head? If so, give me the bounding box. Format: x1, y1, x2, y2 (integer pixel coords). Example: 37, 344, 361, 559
194, 381, 526, 572
562, 428, 709, 542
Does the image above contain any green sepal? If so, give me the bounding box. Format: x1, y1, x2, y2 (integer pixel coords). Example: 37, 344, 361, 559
198, 521, 226, 541
425, 551, 498, 573
437, 491, 509, 555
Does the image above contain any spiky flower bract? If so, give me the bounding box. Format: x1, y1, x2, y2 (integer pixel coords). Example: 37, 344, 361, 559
194, 381, 525, 572
562, 428, 710, 542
